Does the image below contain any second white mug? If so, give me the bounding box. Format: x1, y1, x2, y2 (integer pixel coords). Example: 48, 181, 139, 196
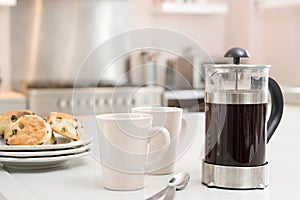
132, 106, 187, 175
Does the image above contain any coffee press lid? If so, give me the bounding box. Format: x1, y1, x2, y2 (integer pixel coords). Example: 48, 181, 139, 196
204, 47, 270, 69
204, 47, 270, 104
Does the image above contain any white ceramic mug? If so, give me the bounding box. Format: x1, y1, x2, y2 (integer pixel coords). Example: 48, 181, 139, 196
132, 106, 187, 175
96, 113, 170, 191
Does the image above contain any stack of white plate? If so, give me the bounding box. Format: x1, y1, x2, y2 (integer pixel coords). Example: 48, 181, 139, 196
0, 137, 92, 170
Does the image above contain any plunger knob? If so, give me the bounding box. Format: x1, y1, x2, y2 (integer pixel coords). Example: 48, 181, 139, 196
224, 47, 251, 64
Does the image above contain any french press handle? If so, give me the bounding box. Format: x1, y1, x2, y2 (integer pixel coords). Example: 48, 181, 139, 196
225, 47, 284, 143
267, 78, 284, 143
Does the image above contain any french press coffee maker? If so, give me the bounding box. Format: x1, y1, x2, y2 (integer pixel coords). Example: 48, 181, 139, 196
202, 47, 284, 189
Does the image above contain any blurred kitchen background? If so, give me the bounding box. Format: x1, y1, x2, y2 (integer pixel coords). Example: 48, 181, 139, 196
0, 0, 299, 116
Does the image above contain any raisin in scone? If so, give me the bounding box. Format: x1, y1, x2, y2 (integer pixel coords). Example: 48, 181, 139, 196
0, 110, 35, 136
47, 112, 82, 140
4, 115, 54, 145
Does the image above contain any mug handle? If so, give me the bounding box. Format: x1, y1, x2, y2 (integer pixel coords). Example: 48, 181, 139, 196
148, 126, 170, 154
146, 126, 170, 173
179, 117, 187, 141
267, 77, 284, 143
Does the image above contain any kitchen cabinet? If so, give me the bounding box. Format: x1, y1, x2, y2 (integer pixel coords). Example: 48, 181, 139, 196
262, 0, 300, 9
0, 0, 16, 6
161, 1, 228, 14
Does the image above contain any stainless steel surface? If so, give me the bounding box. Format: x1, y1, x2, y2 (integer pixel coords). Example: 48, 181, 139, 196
11, 0, 130, 91
205, 91, 268, 104
202, 160, 269, 189
28, 87, 164, 117
163, 186, 175, 200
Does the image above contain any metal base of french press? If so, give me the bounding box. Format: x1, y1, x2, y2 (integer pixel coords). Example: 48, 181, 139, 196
202, 160, 269, 189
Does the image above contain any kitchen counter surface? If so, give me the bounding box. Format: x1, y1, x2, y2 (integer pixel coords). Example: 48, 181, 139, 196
0, 104, 299, 200
0, 91, 27, 112
282, 86, 300, 105
0, 91, 25, 98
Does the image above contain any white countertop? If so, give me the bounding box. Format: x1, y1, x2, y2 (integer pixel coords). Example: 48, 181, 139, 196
0, 104, 299, 200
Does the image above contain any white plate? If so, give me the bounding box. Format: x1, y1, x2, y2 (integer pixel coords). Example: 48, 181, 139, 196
0, 137, 92, 151
0, 143, 91, 158
0, 151, 90, 170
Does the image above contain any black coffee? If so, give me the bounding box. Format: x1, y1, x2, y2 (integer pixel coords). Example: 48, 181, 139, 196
205, 103, 267, 167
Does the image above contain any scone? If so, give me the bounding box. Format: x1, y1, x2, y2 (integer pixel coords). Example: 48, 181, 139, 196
43, 131, 56, 145
0, 110, 35, 136
47, 112, 82, 140
4, 115, 54, 145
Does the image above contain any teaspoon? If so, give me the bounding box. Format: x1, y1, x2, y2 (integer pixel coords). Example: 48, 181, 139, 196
146, 172, 190, 200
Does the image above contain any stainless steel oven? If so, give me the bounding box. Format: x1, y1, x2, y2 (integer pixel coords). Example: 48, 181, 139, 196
27, 87, 164, 117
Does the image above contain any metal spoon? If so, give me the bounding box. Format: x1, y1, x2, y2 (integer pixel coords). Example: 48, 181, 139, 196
146, 172, 190, 200
163, 185, 176, 200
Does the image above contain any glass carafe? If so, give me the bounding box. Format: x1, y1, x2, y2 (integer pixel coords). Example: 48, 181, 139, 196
204, 47, 284, 167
